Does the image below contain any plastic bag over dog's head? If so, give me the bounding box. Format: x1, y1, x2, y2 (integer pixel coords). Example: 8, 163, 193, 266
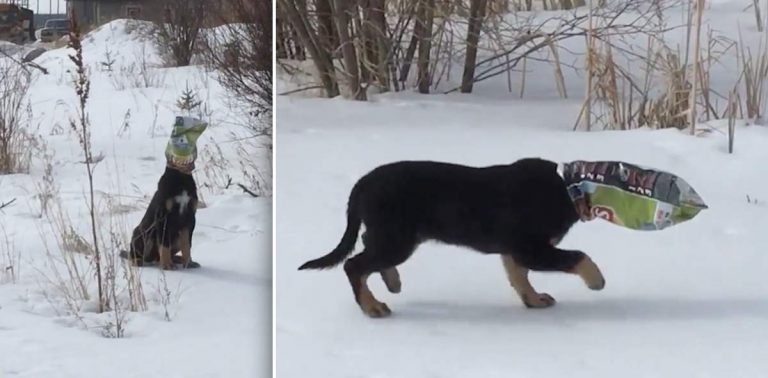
165, 116, 208, 173
559, 160, 707, 231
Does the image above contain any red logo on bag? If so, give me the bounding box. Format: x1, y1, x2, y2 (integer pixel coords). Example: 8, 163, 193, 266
591, 206, 615, 222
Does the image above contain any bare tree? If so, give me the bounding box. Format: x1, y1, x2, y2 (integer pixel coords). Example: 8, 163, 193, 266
155, 0, 206, 67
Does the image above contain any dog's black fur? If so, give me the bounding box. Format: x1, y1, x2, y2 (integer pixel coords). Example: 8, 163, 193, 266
120, 166, 200, 269
299, 158, 605, 316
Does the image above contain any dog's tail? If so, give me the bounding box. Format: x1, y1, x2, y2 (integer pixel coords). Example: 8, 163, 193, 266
298, 185, 362, 271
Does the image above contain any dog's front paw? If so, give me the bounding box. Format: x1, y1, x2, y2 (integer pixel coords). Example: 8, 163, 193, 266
573, 256, 605, 291
183, 261, 201, 269
160, 263, 177, 271
522, 293, 556, 308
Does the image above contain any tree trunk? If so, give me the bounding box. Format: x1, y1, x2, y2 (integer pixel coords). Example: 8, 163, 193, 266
399, 32, 419, 83
333, 0, 367, 100
460, 0, 488, 93
415, 0, 434, 94
316, 0, 337, 51
276, 16, 288, 59
366, 0, 390, 90
355, 0, 372, 85
278, 0, 340, 97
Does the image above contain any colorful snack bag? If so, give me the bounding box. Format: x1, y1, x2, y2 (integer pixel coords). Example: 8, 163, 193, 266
560, 161, 708, 230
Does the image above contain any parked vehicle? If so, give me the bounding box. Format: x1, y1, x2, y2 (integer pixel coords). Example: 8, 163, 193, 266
0, 3, 34, 45
38, 18, 69, 43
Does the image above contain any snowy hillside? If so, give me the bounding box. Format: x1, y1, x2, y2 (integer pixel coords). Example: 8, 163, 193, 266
276, 1, 768, 377
0, 20, 271, 377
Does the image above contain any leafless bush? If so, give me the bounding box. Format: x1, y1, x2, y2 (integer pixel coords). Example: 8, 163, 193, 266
200, 0, 272, 134
237, 138, 271, 197
107, 47, 166, 91
153, 0, 206, 67
0, 58, 36, 174
197, 140, 233, 194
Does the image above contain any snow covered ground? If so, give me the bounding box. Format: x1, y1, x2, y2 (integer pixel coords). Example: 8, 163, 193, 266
0, 20, 271, 377
276, 1, 768, 377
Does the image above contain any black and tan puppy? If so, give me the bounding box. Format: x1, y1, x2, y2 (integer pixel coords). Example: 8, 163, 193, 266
120, 166, 200, 270
299, 158, 605, 318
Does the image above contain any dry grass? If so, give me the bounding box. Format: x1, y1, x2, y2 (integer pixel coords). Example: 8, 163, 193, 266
572, 10, 763, 135
106, 45, 166, 91
0, 226, 20, 284
154, 269, 184, 322
33, 141, 58, 218
38, 202, 92, 316
28, 12, 149, 337
37, 157, 149, 337
735, 31, 768, 120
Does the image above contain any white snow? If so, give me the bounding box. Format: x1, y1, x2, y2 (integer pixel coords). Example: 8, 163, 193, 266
0, 20, 271, 377
276, 1, 768, 377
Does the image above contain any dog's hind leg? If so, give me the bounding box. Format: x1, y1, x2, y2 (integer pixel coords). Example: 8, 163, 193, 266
343, 233, 416, 317
361, 232, 403, 294
512, 240, 605, 291
500, 255, 556, 308
344, 250, 392, 318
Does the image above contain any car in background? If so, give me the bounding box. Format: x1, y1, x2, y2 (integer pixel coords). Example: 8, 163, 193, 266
38, 18, 69, 43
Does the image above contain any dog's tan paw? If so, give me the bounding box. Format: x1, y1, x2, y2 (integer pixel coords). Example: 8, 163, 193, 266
523, 293, 556, 308
573, 257, 605, 291
160, 263, 177, 271
361, 300, 392, 318
381, 268, 401, 294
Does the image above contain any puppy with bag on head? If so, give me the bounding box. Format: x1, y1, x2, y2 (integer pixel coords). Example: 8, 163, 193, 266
120, 116, 207, 270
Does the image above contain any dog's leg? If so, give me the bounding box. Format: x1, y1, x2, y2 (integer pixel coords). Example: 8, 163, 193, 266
500, 255, 556, 308
158, 245, 174, 270
188, 212, 200, 268
178, 228, 192, 268
344, 256, 391, 318
380, 268, 401, 293
361, 231, 402, 294
344, 231, 416, 317
513, 241, 605, 291
173, 228, 201, 268
570, 255, 605, 290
